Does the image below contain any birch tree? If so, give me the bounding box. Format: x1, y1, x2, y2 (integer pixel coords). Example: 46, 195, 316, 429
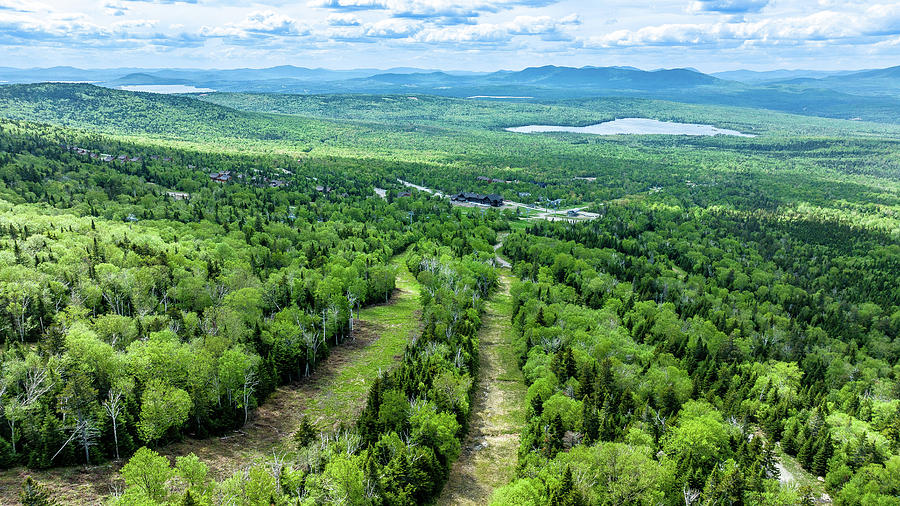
103, 388, 125, 459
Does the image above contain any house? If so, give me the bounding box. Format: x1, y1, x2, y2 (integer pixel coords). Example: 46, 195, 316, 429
166, 191, 190, 201
269, 179, 288, 188
398, 191, 412, 198
117, 155, 127, 161
476, 176, 515, 184
451, 192, 503, 207
209, 171, 232, 183
567, 210, 580, 217
485, 194, 503, 207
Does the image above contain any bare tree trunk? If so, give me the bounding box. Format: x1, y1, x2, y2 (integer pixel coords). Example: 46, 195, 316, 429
8, 419, 15, 454
81, 427, 90, 465
111, 416, 119, 460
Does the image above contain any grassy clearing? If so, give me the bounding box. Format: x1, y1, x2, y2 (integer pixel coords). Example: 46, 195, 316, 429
438, 270, 528, 506
776, 445, 830, 501
0, 261, 422, 505
299, 265, 421, 430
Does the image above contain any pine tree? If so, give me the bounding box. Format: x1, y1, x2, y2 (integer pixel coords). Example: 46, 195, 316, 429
582, 396, 598, 445
812, 436, 832, 477
180, 490, 198, 506
20, 477, 56, 506
598, 400, 616, 442
548, 414, 565, 456
796, 425, 813, 468
661, 384, 680, 417
798, 485, 816, 506
781, 424, 796, 455
577, 363, 596, 399
548, 466, 578, 506
596, 358, 614, 399
294, 416, 318, 449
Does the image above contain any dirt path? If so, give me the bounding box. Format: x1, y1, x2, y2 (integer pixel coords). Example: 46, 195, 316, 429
493, 232, 511, 269
0, 265, 422, 505
437, 271, 527, 506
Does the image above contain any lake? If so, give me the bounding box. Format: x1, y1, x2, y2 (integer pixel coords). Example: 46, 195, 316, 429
505, 118, 755, 137
119, 85, 217, 94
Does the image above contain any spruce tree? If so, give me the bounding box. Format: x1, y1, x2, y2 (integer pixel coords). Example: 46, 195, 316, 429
582, 396, 598, 445
20, 477, 55, 506
548, 466, 578, 506
797, 434, 814, 469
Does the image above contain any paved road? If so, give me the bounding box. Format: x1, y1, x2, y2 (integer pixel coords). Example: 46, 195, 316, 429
397, 179, 599, 221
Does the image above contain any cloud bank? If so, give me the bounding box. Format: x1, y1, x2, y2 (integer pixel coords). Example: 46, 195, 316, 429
0, 0, 897, 71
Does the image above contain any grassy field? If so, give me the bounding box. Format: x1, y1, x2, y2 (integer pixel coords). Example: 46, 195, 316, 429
0, 261, 422, 505
775, 444, 829, 501
438, 270, 528, 506
300, 264, 422, 430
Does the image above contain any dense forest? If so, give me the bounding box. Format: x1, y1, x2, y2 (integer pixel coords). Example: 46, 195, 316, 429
494, 204, 899, 504
0, 83, 898, 505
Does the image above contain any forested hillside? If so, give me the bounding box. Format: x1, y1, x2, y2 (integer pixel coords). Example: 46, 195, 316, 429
492, 203, 900, 504
0, 113, 511, 502
0, 83, 898, 505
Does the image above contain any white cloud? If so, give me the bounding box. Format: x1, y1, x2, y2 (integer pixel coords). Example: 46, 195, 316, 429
688, 0, 771, 14
364, 17, 421, 37
104, 1, 128, 17
308, 0, 562, 19
584, 4, 900, 48
416, 13, 578, 44
1, 0, 899, 71
201, 10, 309, 39
327, 13, 361, 26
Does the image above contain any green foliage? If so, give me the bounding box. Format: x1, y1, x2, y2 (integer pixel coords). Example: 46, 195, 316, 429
118, 447, 174, 503
19, 476, 56, 506
138, 380, 192, 444
2, 82, 899, 505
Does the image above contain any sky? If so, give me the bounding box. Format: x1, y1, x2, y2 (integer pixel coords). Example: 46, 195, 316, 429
1, 0, 899, 72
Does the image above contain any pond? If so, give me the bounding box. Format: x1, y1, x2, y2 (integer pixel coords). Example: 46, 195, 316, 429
505, 118, 755, 137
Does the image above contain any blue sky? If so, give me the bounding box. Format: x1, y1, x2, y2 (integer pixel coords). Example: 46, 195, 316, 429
1, 0, 899, 71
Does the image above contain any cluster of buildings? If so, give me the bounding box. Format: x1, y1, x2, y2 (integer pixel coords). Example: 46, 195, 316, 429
64, 145, 173, 163
208, 170, 289, 188
476, 176, 515, 184
209, 171, 233, 183
451, 192, 504, 207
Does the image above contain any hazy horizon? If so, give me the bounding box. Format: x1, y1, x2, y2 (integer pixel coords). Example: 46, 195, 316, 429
0, 64, 888, 75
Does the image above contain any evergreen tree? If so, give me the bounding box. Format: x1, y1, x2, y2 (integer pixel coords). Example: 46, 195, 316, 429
20, 477, 56, 506
812, 429, 832, 477
582, 397, 598, 445
548, 466, 579, 506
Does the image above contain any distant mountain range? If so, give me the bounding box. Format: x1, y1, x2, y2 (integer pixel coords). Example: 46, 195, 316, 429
710, 69, 864, 83
2, 64, 900, 123
0, 66, 484, 85
2, 63, 898, 96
